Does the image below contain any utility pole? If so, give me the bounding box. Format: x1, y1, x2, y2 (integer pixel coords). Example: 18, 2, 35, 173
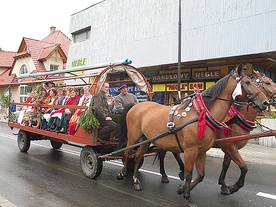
177, 0, 182, 100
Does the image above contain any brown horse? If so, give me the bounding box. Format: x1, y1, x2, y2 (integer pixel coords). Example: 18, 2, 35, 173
157, 70, 276, 195
216, 70, 276, 195
116, 65, 269, 207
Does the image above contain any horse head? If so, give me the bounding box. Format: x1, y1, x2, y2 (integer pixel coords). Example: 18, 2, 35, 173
253, 70, 276, 107
232, 64, 269, 112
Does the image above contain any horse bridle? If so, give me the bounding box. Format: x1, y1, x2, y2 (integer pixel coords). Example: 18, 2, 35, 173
231, 71, 263, 108
256, 76, 276, 104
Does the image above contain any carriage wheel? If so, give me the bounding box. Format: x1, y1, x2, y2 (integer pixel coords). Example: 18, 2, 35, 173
17, 130, 30, 152
123, 156, 144, 172
80, 146, 103, 179
50, 140, 63, 149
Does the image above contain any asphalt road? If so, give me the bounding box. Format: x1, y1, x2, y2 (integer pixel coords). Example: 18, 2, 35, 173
0, 122, 275, 207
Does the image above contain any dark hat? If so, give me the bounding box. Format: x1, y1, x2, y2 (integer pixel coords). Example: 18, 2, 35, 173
46, 81, 55, 87
119, 84, 127, 90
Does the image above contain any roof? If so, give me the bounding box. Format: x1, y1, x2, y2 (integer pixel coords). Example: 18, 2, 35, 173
0, 51, 17, 68
0, 68, 16, 87
42, 29, 71, 56
9, 27, 71, 77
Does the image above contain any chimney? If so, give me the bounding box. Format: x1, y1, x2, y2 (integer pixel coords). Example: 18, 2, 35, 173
50, 26, 56, 34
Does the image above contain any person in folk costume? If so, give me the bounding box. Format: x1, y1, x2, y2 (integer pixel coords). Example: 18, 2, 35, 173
48, 88, 80, 133
17, 91, 36, 125
54, 88, 66, 106
46, 87, 71, 130
68, 86, 93, 135
42, 81, 56, 98
41, 88, 58, 124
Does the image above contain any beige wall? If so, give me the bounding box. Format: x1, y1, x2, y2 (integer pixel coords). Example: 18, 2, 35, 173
13, 57, 36, 77
44, 51, 64, 70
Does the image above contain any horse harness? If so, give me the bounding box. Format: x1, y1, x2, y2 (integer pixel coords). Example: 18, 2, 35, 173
167, 92, 224, 152
223, 105, 256, 135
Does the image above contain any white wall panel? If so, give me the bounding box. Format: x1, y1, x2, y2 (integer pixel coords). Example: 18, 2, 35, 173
67, 0, 276, 68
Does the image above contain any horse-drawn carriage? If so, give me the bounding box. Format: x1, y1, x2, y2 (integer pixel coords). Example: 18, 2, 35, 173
6, 60, 276, 207
7, 59, 153, 178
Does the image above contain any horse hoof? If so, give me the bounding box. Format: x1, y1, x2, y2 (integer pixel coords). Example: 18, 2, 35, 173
177, 184, 184, 195
116, 172, 125, 180
161, 176, 169, 183
186, 202, 198, 207
220, 187, 231, 195
133, 183, 143, 191
178, 172, 184, 181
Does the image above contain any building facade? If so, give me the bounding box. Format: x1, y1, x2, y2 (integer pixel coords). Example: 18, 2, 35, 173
0, 27, 71, 103
67, 0, 276, 104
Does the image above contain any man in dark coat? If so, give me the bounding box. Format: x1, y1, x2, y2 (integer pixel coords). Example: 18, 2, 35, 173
94, 82, 120, 143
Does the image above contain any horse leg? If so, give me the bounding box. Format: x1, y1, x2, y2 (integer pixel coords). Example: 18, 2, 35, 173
221, 148, 248, 194
159, 150, 170, 183
177, 149, 198, 207
132, 143, 151, 191
189, 152, 206, 191
218, 154, 232, 194
172, 152, 184, 181
117, 148, 132, 180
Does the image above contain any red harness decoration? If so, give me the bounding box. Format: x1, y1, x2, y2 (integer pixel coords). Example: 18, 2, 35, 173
193, 92, 222, 139
223, 105, 256, 135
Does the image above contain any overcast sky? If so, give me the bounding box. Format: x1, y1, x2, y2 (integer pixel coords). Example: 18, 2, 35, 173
0, 0, 102, 52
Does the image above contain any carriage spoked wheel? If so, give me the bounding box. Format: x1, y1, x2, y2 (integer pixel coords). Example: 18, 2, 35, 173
80, 146, 103, 179
17, 130, 30, 152
50, 140, 63, 149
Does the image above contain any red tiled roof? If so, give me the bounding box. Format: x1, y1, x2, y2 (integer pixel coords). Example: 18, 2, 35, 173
38, 45, 59, 60
0, 51, 17, 68
0, 68, 16, 87
42, 29, 71, 56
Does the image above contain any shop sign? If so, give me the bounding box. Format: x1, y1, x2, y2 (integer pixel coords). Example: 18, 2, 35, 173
109, 85, 142, 93
194, 70, 221, 79
71, 58, 87, 68
152, 72, 190, 83
166, 82, 204, 91
167, 83, 188, 91
189, 82, 204, 90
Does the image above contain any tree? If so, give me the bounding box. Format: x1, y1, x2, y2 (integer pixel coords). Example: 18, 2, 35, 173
0, 47, 4, 52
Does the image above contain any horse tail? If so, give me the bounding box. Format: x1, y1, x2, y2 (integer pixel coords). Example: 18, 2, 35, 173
116, 103, 136, 150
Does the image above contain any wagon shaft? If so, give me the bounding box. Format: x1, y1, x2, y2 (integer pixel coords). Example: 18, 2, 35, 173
215, 131, 276, 144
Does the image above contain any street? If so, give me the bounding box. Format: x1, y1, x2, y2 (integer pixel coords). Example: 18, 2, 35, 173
0, 122, 275, 207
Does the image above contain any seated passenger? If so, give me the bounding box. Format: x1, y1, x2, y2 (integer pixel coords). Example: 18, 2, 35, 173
42, 81, 56, 98
41, 88, 57, 129
93, 82, 120, 144
47, 88, 79, 133
17, 91, 36, 125
68, 86, 93, 135
54, 88, 66, 106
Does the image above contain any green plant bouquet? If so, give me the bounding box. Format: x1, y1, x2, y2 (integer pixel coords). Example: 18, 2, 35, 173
78, 108, 100, 133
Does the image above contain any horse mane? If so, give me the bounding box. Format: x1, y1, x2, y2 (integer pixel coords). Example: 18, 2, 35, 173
115, 103, 136, 151
202, 75, 231, 109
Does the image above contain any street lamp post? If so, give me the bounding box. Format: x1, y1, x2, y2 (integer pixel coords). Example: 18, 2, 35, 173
177, 0, 182, 100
